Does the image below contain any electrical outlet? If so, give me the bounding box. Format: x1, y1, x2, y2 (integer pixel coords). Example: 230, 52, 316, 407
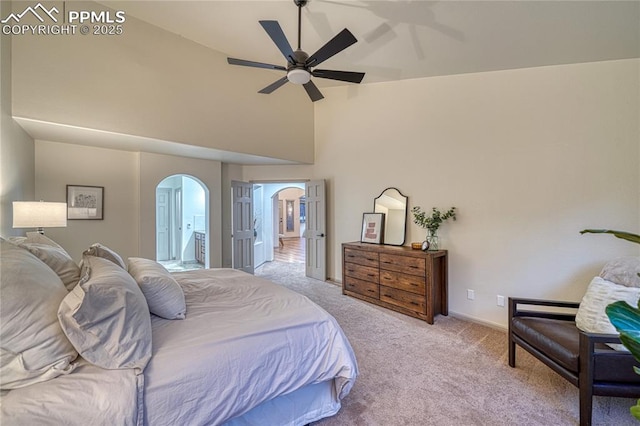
497, 295, 505, 307
467, 289, 475, 300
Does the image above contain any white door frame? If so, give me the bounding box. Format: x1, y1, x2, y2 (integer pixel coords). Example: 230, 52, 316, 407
173, 187, 182, 262
156, 187, 171, 261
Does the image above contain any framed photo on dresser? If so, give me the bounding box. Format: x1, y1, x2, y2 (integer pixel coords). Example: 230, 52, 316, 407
361, 212, 385, 244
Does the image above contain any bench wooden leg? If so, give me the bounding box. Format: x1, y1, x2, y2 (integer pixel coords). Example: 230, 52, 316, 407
508, 333, 516, 367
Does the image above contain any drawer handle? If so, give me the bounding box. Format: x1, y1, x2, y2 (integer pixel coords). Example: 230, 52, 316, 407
367, 273, 376, 277
409, 266, 419, 269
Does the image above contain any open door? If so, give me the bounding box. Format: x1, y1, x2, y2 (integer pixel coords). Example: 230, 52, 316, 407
231, 180, 254, 274
305, 180, 326, 280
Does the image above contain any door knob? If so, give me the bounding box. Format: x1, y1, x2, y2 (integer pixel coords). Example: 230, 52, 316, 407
318, 233, 325, 237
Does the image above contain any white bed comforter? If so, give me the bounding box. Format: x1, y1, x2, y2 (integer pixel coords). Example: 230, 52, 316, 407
145, 268, 357, 425
1, 268, 357, 425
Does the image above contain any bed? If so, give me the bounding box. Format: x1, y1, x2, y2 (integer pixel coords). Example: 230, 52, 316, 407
0, 236, 358, 425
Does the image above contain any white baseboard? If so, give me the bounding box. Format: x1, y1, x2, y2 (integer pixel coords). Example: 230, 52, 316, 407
448, 310, 507, 331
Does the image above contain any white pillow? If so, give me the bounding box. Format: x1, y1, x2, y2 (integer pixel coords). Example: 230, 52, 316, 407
0, 240, 78, 389
83, 243, 127, 270
58, 255, 152, 371
127, 257, 186, 320
575, 276, 640, 351
18, 242, 80, 291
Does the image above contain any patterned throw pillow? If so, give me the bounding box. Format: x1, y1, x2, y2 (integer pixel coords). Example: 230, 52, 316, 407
575, 276, 640, 351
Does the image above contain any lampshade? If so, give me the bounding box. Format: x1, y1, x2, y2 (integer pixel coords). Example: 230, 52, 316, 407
13, 201, 67, 233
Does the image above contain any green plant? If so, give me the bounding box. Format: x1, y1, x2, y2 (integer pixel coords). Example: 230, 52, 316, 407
580, 229, 640, 245
411, 206, 456, 234
581, 228, 640, 420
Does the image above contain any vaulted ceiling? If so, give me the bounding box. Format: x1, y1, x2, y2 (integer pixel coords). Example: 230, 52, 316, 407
101, 0, 640, 86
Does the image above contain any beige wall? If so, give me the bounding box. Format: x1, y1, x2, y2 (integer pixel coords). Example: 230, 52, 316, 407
35, 141, 139, 261
11, 1, 314, 164
0, 0, 35, 237
34, 143, 224, 267
243, 59, 640, 328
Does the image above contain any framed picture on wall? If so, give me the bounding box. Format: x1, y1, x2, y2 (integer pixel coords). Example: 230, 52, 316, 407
67, 185, 104, 220
361, 212, 385, 244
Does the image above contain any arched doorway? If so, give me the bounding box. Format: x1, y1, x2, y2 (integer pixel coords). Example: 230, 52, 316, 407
273, 187, 305, 263
156, 174, 209, 271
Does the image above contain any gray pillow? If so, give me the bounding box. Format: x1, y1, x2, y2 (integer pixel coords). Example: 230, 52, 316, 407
25, 232, 65, 249
18, 242, 80, 291
83, 243, 127, 270
600, 257, 640, 288
128, 257, 186, 320
0, 240, 78, 389
58, 255, 152, 371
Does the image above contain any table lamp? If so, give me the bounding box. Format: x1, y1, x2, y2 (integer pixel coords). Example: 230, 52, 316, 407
12, 201, 67, 234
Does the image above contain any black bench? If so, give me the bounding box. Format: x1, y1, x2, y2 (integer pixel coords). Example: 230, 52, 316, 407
508, 297, 640, 426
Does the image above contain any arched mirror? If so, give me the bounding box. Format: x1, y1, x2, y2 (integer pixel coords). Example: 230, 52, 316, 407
373, 187, 408, 246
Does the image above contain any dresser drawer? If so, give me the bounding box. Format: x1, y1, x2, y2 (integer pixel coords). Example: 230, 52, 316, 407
380, 270, 425, 295
380, 286, 426, 314
344, 262, 379, 283
380, 253, 425, 276
344, 276, 380, 299
344, 248, 379, 268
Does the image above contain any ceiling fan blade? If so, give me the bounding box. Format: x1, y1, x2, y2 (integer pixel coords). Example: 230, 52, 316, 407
312, 69, 365, 84
306, 28, 358, 68
227, 58, 287, 71
303, 80, 324, 102
258, 76, 289, 94
259, 20, 295, 64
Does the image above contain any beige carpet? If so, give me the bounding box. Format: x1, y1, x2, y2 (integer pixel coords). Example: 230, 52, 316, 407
256, 261, 636, 426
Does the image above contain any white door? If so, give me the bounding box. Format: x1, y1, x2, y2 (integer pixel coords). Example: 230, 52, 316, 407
231, 181, 254, 274
156, 188, 171, 261
305, 180, 326, 280
173, 188, 182, 262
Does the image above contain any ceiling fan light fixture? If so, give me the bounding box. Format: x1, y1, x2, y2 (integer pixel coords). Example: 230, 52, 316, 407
287, 68, 311, 85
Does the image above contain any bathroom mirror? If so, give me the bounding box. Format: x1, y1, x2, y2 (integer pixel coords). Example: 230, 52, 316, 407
373, 187, 408, 246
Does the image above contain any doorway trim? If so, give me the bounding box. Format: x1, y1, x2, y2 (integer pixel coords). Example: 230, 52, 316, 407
156, 174, 209, 268
248, 179, 326, 280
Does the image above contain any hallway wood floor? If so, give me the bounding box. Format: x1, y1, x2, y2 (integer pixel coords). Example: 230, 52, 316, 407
273, 237, 305, 263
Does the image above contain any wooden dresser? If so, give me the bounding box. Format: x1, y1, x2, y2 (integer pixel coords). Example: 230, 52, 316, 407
342, 242, 448, 324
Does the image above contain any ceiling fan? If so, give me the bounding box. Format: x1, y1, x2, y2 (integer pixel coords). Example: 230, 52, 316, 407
227, 0, 365, 102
